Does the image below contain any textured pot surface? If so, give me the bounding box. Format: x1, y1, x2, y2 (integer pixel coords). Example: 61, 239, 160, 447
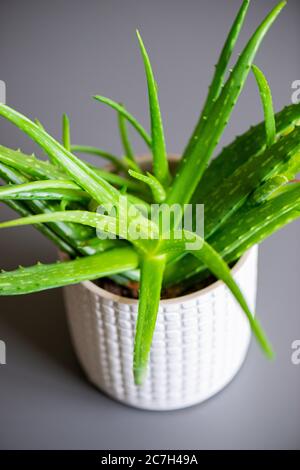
63, 246, 258, 411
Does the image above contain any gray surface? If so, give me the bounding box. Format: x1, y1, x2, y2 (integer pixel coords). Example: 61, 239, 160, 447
0, 0, 299, 450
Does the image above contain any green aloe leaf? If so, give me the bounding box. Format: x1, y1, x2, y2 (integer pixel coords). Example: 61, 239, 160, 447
0, 145, 65, 180
202, 125, 300, 239
94, 96, 151, 148
0, 161, 95, 246
34, 118, 44, 129
192, 103, 300, 205
184, 0, 250, 159
0, 104, 154, 252
34, 118, 58, 164
0, 247, 139, 296
93, 167, 143, 192
164, 183, 300, 287
203, 0, 250, 115
62, 113, 71, 151
0, 210, 118, 235
167, 1, 286, 207
250, 174, 288, 205
0, 180, 90, 202
136, 30, 171, 187
209, 182, 300, 262
252, 64, 276, 147
128, 169, 166, 203
0, 158, 157, 254
160, 231, 273, 358
118, 110, 141, 173
0, 104, 120, 206
78, 236, 126, 254
0, 159, 114, 258
0, 210, 158, 248
134, 255, 166, 385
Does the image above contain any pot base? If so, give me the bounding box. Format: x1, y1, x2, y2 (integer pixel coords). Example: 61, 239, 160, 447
89, 339, 250, 411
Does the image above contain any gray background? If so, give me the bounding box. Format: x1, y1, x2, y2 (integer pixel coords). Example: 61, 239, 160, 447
0, 0, 299, 450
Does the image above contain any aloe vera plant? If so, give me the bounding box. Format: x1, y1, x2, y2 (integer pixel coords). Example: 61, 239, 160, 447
1, 0, 299, 385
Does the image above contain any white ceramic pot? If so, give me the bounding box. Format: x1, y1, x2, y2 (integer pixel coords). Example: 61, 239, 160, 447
63, 245, 258, 411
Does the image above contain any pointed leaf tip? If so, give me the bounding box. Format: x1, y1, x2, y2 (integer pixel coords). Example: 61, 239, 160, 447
133, 366, 147, 386
252, 64, 276, 147
62, 113, 71, 151
136, 29, 171, 187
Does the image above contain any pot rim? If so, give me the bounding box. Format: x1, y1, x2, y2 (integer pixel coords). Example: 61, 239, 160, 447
81, 246, 254, 305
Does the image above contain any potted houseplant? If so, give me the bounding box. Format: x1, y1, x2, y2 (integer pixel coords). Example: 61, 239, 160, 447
0, 0, 299, 410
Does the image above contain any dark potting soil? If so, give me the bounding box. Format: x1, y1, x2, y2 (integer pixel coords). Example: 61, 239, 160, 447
95, 273, 218, 300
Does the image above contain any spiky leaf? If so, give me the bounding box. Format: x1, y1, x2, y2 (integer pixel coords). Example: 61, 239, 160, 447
128, 169, 166, 203
252, 64, 276, 147
134, 255, 166, 385
0, 248, 139, 296
160, 231, 273, 358
136, 30, 171, 187
167, 1, 286, 207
